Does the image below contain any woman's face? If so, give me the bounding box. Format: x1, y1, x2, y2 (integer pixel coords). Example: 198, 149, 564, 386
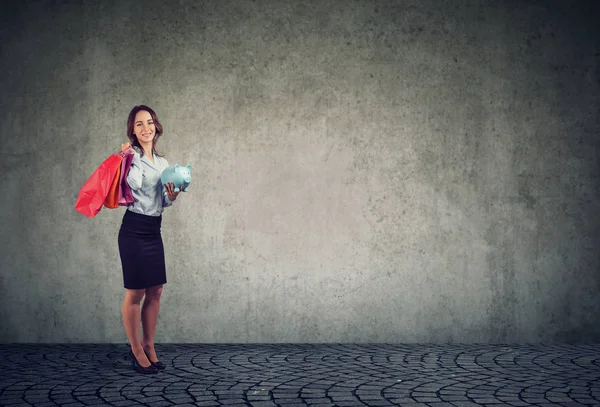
132, 110, 155, 144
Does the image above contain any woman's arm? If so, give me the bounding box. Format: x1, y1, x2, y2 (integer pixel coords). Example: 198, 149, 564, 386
162, 187, 174, 207
127, 150, 143, 190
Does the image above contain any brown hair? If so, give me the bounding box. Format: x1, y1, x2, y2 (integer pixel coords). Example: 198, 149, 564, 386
126, 105, 164, 157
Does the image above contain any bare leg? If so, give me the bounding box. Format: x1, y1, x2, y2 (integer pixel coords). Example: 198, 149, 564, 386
122, 288, 152, 367
141, 285, 163, 362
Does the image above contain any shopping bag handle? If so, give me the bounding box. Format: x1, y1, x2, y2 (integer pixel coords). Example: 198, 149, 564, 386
119, 144, 133, 154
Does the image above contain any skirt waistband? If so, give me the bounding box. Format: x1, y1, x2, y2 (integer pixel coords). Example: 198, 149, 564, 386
120, 209, 162, 233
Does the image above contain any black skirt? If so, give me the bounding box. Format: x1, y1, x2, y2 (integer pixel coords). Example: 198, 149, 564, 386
118, 210, 167, 289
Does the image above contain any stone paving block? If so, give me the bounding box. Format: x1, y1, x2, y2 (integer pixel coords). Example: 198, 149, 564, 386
166, 395, 195, 403
52, 398, 80, 405
80, 398, 112, 405
498, 396, 522, 402
302, 393, 327, 399
189, 391, 215, 397
414, 397, 445, 403
273, 397, 305, 403
330, 395, 359, 401
217, 398, 247, 405
387, 398, 419, 404
248, 401, 278, 407
572, 396, 597, 404
305, 399, 333, 405
472, 398, 507, 404
110, 401, 144, 407
193, 396, 218, 403
356, 393, 386, 400
103, 396, 128, 402
440, 395, 470, 401
547, 397, 575, 403
362, 400, 395, 406
214, 390, 244, 399
135, 396, 166, 403
193, 401, 220, 406
1, 399, 26, 407
248, 395, 272, 401
146, 401, 173, 407
441, 389, 472, 395
521, 398, 550, 404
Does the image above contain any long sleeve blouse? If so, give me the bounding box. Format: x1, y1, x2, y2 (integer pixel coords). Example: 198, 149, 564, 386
126, 146, 173, 217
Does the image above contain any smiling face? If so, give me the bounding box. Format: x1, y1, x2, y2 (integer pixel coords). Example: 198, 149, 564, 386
126, 105, 163, 156
133, 110, 155, 146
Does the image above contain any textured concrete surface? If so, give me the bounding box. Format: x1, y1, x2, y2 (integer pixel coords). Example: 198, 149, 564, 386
1, 344, 599, 406
0, 0, 599, 343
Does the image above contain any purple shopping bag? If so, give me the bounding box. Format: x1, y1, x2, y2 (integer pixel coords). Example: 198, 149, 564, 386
118, 151, 135, 206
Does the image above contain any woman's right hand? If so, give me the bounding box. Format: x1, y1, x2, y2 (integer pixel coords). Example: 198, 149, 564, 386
121, 143, 132, 152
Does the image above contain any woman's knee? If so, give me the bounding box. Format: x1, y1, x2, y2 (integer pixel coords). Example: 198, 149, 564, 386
145, 285, 163, 300
123, 289, 145, 305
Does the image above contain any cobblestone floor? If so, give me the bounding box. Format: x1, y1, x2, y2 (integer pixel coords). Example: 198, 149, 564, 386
0, 344, 599, 406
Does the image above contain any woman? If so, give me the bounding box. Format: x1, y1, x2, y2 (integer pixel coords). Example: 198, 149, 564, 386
118, 105, 183, 374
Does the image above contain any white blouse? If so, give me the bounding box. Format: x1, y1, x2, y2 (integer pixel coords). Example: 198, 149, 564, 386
126, 146, 173, 217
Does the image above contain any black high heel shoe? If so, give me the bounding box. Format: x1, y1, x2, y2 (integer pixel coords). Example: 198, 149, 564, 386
143, 347, 166, 370
129, 351, 158, 374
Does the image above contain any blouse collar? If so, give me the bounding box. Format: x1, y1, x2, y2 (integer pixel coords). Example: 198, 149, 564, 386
133, 146, 158, 169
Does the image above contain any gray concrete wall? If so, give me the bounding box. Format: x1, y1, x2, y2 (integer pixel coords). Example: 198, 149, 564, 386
1, 0, 598, 344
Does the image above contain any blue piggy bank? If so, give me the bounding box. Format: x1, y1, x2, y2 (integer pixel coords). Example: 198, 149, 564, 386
161, 164, 192, 192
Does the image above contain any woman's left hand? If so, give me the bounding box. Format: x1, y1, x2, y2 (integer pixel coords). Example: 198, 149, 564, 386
165, 182, 184, 201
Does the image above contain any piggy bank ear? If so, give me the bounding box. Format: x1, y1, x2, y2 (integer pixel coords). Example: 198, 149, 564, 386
186, 164, 192, 170
174, 164, 180, 169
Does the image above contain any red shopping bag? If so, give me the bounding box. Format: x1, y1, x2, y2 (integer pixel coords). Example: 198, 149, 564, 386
74, 147, 131, 218
103, 156, 122, 209
118, 152, 134, 206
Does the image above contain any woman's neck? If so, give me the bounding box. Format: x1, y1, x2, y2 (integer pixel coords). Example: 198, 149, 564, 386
139, 144, 153, 158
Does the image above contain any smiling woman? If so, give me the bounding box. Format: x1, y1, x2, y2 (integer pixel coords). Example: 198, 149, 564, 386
117, 105, 185, 374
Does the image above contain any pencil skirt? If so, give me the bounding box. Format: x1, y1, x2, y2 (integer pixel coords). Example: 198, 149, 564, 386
118, 210, 167, 289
